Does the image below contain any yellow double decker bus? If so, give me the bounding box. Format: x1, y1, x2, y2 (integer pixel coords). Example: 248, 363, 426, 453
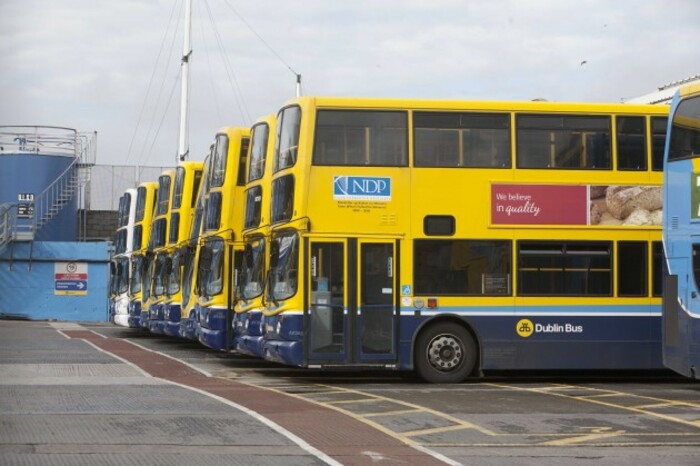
141, 169, 174, 330
179, 150, 212, 340
233, 115, 276, 357
156, 161, 204, 336
127, 181, 157, 328
197, 127, 250, 350
260, 96, 668, 382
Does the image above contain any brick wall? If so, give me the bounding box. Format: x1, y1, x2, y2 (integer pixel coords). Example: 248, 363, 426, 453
78, 210, 118, 241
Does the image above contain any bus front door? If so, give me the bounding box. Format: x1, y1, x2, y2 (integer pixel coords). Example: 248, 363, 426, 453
307, 239, 397, 365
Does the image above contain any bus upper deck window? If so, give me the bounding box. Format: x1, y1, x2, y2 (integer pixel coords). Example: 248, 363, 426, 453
275, 106, 301, 172
516, 114, 611, 169
651, 117, 668, 171
313, 110, 408, 166
249, 123, 269, 182
211, 134, 229, 188
414, 112, 510, 168
668, 96, 700, 161
616, 116, 646, 170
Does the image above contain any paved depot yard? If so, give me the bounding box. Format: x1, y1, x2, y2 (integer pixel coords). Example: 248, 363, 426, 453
1, 320, 699, 465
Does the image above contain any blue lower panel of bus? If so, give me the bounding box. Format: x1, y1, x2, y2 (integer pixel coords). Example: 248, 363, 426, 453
262, 314, 304, 366
398, 310, 663, 371
139, 309, 149, 329
198, 307, 230, 351
149, 304, 166, 335
233, 311, 264, 358
179, 309, 200, 341
164, 304, 181, 337
262, 307, 663, 371
128, 301, 141, 328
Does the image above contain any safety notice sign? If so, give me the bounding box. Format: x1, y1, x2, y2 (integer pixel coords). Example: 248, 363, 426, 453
55, 262, 88, 296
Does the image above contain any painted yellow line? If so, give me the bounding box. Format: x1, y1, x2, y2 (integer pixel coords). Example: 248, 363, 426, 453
326, 398, 381, 405
402, 424, 476, 437
540, 427, 625, 446
487, 383, 700, 431
631, 402, 682, 409
364, 409, 423, 418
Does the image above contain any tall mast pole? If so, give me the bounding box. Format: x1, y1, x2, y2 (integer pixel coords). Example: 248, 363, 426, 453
178, 0, 192, 162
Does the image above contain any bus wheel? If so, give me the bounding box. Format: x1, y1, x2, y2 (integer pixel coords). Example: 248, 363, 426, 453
415, 322, 476, 383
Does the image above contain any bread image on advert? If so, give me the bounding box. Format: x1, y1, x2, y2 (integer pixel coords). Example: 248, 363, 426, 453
589, 185, 662, 226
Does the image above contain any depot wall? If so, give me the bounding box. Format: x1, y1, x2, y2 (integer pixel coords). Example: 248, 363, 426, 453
0, 241, 110, 321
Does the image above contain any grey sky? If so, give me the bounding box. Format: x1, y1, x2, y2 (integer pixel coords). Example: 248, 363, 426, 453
1, 0, 698, 169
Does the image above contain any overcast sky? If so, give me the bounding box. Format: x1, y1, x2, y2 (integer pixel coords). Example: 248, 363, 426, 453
1, 0, 698, 169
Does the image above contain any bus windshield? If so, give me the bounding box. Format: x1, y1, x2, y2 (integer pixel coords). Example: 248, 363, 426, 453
269, 232, 299, 301
668, 95, 700, 161
240, 238, 265, 300
167, 249, 182, 296
201, 238, 225, 297
152, 253, 169, 297
130, 256, 142, 295
116, 257, 129, 294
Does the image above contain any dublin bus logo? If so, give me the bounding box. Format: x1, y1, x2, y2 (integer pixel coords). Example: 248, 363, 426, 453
334, 176, 391, 201
516, 319, 534, 338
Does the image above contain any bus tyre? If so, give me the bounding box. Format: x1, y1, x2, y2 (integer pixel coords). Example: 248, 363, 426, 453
415, 322, 476, 383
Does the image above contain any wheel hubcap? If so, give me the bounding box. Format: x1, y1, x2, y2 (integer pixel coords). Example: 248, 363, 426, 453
426, 334, 463, 372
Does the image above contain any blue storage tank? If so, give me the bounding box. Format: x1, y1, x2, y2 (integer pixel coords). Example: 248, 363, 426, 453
0, 126, 84, 242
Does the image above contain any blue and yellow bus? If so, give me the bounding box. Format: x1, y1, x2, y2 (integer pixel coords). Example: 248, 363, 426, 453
197, 127, 250, 350
234, 115, 276, 357
260, 97, 668, 382
112, 188, 138, 327
127, 181, 157, 328
179, 151, 212, 340
662, 82, 700, 379
142, 169, 174, 331
156, 161, 204, 336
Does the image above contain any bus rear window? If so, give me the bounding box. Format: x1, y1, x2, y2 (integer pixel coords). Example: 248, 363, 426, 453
313, 110, 407, 166
516, 114, 611, 169
414, 112, 510, 168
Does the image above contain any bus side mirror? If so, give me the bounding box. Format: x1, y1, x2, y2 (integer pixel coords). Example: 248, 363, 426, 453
199, 247, 212, 269
270, 241, 279, 269
164, 257, 173, 275
244, 243, 254, 268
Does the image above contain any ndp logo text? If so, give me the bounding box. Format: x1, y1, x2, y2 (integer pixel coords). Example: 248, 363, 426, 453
333, 176, 391, 201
